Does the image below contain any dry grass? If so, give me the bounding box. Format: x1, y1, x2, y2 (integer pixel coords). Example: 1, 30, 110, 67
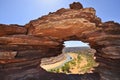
49, 52, 98, 74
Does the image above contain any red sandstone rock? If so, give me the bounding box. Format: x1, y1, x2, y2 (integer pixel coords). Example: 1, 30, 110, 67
25, 7, 101, 34
70, 2, 83, 9
0, 51, 17, 59
0, 24, 27, 36
0, 2, 119, 80
27, 18, 96, 39
0, 35, 59, 46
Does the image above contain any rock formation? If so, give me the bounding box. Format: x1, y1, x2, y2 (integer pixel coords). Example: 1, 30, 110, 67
0, 2, 120, 80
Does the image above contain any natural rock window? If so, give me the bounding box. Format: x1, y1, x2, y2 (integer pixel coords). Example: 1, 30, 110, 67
41, 41, 98, 75
0, 2, 119, 80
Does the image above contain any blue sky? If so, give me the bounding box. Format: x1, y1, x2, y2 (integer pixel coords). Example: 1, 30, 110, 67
0, 0, 120, 47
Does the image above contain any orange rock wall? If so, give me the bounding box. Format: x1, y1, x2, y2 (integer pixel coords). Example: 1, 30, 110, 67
0, 2, 119, 80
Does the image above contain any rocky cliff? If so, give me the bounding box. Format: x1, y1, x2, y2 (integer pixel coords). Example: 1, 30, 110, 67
0, 2, 120, 80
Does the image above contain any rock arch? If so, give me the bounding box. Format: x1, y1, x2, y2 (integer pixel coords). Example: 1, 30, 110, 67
0, 2, 120, 80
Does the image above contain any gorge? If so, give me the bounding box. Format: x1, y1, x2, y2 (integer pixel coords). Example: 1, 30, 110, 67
0, 2, 120, 80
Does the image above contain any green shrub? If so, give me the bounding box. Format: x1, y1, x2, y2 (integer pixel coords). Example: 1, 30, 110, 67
48, 51, 98, 74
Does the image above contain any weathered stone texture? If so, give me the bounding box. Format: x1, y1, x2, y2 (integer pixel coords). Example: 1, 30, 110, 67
0, 2, 119, 80
0, 24, 27, 36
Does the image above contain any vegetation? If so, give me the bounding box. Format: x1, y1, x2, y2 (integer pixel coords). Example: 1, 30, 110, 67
48, 52, 98, 74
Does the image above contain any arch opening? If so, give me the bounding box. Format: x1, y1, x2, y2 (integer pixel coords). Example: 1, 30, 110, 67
40, 40, 98, 74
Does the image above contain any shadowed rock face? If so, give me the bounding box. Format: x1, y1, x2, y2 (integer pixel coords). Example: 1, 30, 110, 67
0, 2, 120, 80
70, 2, 83, 9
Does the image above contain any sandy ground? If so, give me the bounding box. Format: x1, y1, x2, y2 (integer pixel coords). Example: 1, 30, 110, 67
69, 55, 88, 74
40, 54, 67, 70
40, 53, 78, 71
68, 53, 78, 59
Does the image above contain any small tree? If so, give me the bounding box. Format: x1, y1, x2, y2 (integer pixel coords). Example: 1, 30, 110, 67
56, 68, 60, 73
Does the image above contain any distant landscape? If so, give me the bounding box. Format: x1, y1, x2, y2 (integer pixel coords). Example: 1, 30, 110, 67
62, 47, 91, 53
41, 47, 98, 74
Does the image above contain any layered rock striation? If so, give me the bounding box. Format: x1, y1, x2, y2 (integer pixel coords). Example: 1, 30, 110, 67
0, 2, 120, 80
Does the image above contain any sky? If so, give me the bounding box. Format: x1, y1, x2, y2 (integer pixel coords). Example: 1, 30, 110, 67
0, 0, 120, 47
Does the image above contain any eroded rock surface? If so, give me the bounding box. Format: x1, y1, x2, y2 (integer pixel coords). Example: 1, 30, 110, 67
0, 24, 27, 36
0, 2, 119, 80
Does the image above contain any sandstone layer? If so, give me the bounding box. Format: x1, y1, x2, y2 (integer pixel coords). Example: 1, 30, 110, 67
0, 2, 120, 80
